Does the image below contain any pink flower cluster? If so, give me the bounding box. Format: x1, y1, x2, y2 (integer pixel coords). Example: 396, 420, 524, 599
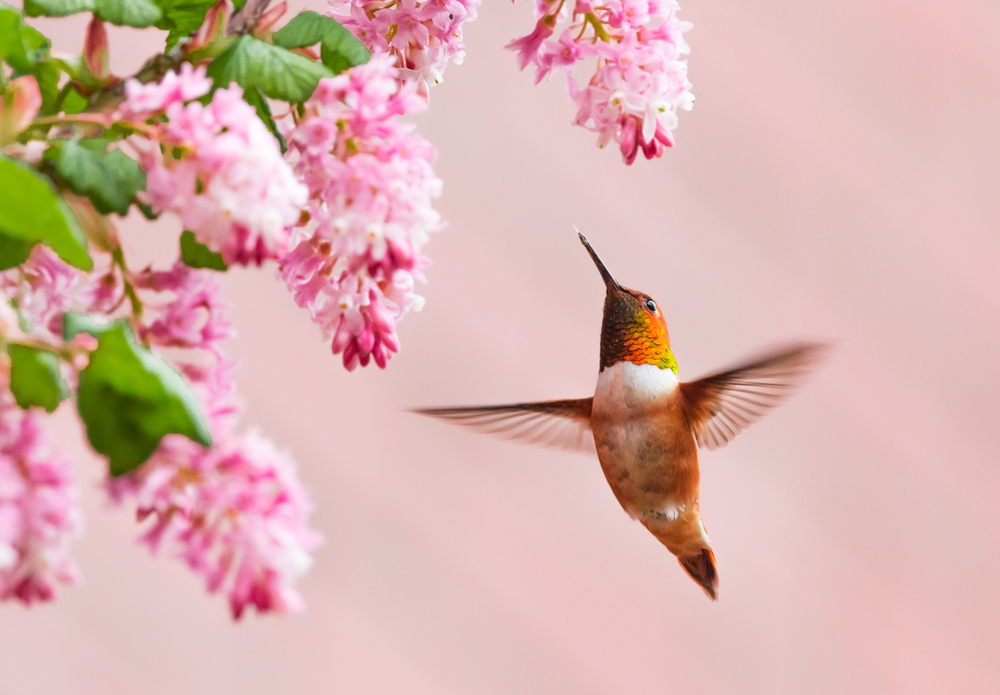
123, 62, 213, 112
1, 245, 126, 345
107, 431, 321, 619
329, 0, 481, 97
280, 55, 442, 370
508, 0, 694, 164
0, 385, 82, 605
0, 245, 79, 339
0, 244, 322, 618
125, 66, 308, 265
109, 263, 323, 619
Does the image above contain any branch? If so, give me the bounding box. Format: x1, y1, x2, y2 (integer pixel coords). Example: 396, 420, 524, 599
226, 0, 273, 36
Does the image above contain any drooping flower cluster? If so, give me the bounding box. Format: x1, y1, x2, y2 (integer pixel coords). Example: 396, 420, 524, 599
329, 0, 481, 96
0, 375, 82, 605
124, 65, 308, 265
106, 263, 323, 619
0, 244, 80, 339
0, 239, 322, 617
507, 0, 694, 164
106, 430, 322, 619
280, 55, 443, 370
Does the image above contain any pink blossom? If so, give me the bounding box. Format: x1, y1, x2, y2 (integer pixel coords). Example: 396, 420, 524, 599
106, 431, 321, 620
280, 55, 441, 370
133, 263, 234, 356
0, 245, 130, 344
329, 0, 481, 97
104, 264, 321, 618
535, 29, 582, 82
122, 63, 213, 114
506, 15, 556, 70
0, 387, 82, 605
507, 0, 694, 163
1, 246, 80, 339
133, 82, 307, 266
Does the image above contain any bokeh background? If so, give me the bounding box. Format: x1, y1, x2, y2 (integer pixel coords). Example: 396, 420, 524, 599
3, 0, 1000, 693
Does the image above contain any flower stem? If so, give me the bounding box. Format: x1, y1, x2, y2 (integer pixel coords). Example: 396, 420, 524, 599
111, 246, 143, 320
584, 12, 609, 42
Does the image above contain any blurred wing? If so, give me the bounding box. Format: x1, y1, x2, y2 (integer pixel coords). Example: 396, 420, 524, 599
681, 343, 829, 450
414, 398, 595, 454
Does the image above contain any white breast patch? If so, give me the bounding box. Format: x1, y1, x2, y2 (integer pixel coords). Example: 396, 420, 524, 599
594, 361, 679, 409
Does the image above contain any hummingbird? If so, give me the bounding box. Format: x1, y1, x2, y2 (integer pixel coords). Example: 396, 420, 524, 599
416, 234, 827, 600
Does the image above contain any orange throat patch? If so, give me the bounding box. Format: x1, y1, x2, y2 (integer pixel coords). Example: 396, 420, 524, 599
600, 304, 679, 373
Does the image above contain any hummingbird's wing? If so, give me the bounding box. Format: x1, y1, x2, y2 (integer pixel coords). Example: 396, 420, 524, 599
680, 343, 828, 450
413, 398, 595, 453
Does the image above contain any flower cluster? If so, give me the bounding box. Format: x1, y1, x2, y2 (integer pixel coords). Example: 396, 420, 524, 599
507, 0, 694, 164
0, 378, 82, 605
0, 245, 80, 339
0, 239, 322, 617
125, 65, 308, 266
108, 263, 323, 619
106, 431, 322, 619
280, 55, 443, 370
329, 0, 481, 97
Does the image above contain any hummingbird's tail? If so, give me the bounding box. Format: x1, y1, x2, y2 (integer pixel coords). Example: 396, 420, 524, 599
678, 547, 718, 601
642, 505, 719, 601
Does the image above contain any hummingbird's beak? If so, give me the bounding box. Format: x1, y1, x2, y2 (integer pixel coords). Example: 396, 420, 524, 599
577, 232, 621, 290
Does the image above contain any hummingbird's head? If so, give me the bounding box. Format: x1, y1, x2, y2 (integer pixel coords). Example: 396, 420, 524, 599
578, 233, 678, 374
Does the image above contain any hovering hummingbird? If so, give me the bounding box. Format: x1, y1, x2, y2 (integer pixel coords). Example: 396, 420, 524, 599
417, 234, 826, 600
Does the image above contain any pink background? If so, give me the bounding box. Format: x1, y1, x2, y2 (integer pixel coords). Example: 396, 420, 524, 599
3, 0, 1000, 692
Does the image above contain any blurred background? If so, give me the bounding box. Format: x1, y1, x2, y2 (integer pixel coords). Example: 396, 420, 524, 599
3, 0, 1000, 693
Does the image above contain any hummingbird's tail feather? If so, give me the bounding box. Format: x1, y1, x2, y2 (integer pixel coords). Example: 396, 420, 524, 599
642, 506, 719, 600
678, 547, 718, 601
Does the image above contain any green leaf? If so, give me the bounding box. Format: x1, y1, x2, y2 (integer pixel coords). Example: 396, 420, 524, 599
60, 86, 88, 114
49, 140, 143, 216
23, 0, 95, 19
320, 29, 370, 76
96, 0, 161, 27
179, 230, 227, 271
206, 35, 333, 104
154, 0, 216, 52
31, 59, 63, 115
231, 0, 246, 9
19, 21, 50, 57
0, 157, 92, 270
76, 322, 212, 476
24, 0, 161, 27
104, 148, 146, 198
0, 7, 25, 62
272, 10, 331, 48
62, 310, 110, 340
0, 3, 51, 72
8, 343, 69, 413
136, 201, 159, 220
272, 11, 370, 76
241, 84, 286, 153
0, 235, 34, 270
47, 54, 85, 81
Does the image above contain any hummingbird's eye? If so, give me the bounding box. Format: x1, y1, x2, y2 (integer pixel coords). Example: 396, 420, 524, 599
645, 299, 657, 313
